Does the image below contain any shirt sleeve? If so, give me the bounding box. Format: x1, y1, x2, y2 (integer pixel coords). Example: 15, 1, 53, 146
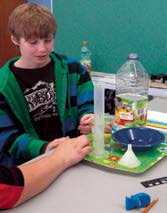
0, 166, 24, 209
0, 94, 47, 166
77, 62, 94, 119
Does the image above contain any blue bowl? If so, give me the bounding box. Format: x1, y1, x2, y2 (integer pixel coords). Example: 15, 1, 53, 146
112, 127, 165, 152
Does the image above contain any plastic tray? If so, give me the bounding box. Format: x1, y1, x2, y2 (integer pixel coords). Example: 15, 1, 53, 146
85, 133, 167, 173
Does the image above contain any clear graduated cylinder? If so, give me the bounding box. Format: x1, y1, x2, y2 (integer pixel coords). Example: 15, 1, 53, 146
93, 81, 105, 157
93, 81, 109, 158
114, 53, 150, 130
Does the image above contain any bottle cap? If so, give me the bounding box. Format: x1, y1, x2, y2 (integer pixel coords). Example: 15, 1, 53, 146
82, 40, 88, 45
128, 53, 139, 60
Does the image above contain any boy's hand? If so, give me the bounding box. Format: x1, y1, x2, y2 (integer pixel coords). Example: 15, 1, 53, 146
78, 114, 94, 135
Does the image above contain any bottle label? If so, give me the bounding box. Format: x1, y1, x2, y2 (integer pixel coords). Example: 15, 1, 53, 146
114, 95, 148, 129
81, 60, 91, 74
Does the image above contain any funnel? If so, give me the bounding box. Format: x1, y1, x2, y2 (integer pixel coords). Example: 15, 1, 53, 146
118, 144, 141, 168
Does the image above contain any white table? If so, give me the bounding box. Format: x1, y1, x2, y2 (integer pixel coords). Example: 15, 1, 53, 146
5, 157, 166, 213
5, 96, 167, 213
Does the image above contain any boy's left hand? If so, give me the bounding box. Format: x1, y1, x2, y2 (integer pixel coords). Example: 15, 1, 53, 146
78, 114, 94, 135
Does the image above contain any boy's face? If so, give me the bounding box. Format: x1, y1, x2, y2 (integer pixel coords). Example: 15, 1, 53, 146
11, 35, 54, 68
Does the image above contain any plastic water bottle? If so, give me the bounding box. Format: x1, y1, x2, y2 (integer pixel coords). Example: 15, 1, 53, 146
80, 40, 91, 74
114, 53, 150, 130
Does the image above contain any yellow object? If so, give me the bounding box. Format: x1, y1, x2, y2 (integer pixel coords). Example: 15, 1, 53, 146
104, 133, 111, 144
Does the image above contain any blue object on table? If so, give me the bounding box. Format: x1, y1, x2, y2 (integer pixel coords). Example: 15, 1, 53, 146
125, 192, 151, 210
112, 127, 165, 152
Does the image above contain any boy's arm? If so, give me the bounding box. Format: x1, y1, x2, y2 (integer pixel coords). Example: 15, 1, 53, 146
77, 64, 94, 134
77, 64, 94, 119
0, 94, 47, 164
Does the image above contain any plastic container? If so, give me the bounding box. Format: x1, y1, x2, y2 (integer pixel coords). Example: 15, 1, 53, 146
80, 40, 91, 74
114, 53, 150, 130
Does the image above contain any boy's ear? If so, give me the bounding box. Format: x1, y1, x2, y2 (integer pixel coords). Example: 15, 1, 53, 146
11, 35, 19, 46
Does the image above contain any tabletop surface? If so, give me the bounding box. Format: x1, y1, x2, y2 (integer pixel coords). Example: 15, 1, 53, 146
5, 158, 167, 213
5, 96, 167, 213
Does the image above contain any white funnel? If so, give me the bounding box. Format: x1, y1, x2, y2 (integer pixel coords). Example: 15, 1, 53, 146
118, 144, 141, 168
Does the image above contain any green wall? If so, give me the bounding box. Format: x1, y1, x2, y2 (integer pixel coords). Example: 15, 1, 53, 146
53, 0, 167, 75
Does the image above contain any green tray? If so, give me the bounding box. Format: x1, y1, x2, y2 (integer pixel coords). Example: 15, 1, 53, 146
85, 133, 167, 173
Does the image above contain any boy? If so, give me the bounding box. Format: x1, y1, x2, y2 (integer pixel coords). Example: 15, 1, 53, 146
0, 3, 94, 167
